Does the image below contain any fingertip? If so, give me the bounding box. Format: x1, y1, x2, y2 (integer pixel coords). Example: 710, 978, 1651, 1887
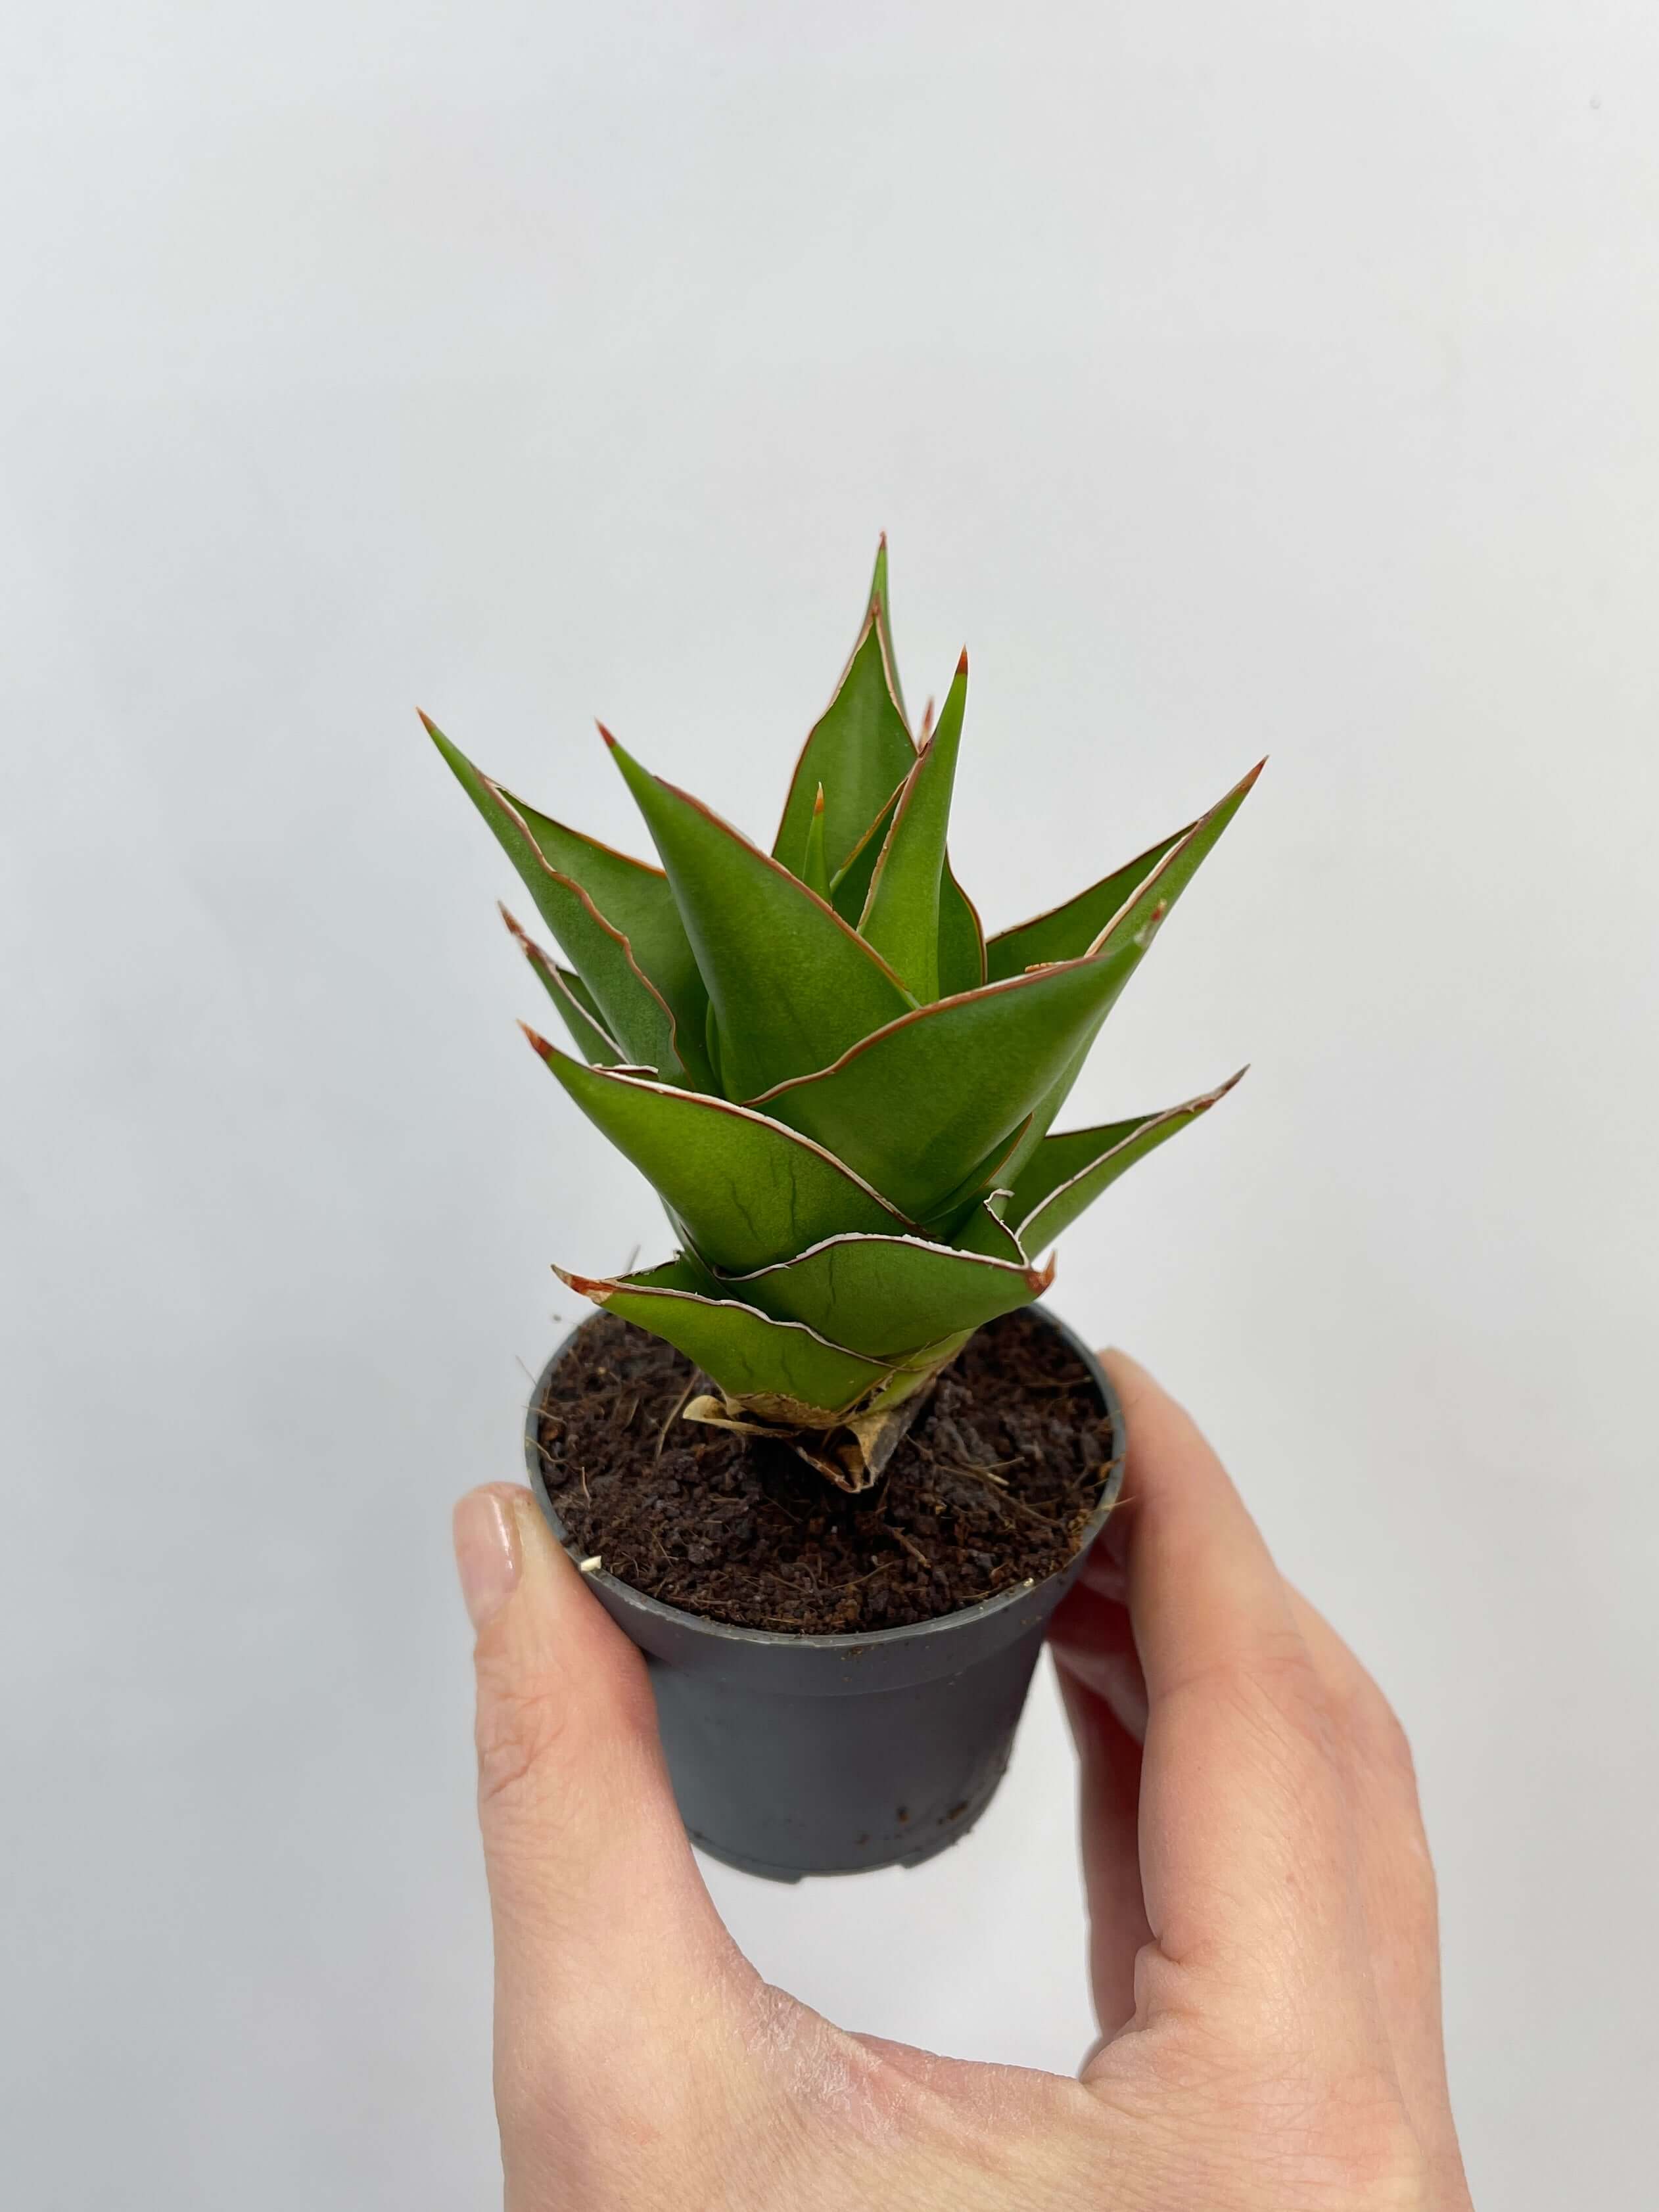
494, 1486, 647, 1683
453, 1483, 528, 1634
466, 1489, 670, 1867
1100, 1345, 1161, 1404
1101, 1347, 1218, 1482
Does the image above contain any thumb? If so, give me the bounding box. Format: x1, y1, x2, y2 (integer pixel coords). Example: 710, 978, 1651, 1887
452, 1485, 751, 2122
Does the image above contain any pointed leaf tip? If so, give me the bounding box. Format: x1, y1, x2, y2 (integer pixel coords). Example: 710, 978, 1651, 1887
427, 718, 711, 1084
956, 647, 968, 675
596, 722, 618, 749
1200, 1065, 1250, 1108
774, 546, 912, 874
518, 1019, 556, 1060
1004, 1069, 1250, 1252
502, 911, 628, 1065
801, 781, 831, 896
417, 708, 438, 735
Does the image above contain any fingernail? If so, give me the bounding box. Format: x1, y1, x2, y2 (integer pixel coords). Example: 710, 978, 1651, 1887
453, 1486, 524, 1632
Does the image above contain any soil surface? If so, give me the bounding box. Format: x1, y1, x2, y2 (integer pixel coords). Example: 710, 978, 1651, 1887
534, 1308, 1114, 1632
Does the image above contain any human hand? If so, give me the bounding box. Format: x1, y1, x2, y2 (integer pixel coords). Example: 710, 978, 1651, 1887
451, 1350, 1472, 2209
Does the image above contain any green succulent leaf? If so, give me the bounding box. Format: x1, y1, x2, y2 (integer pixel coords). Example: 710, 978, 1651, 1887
753, 760, 1259, 1217
951, 1196, 1029, 1264
1008, 1071, 1247, 1253
605, 729, 916, 1100
500, 909, 624, 1065
801, 785, 831, 899
522, 1030, 915, 1272
424, 714, 711, 1086
751, 960, 1140, 1220
772, 561, 915, 888
719, 1230, 1050, 1359
827, 782, 902, 924
513, 865, 685, 1078
867, 532, 908, 722
703, 1001, 724, 1090
900, 686, 984, 995
858, 651, 968, 1000
996, 760, 1265, 1183
985, 827, 1189, 982
502, 806, 709, 1071
555, 1254, 891, 1422
938, 858, 988, 996
552, 967, 616, 1063
914, 1115, 1035, 1236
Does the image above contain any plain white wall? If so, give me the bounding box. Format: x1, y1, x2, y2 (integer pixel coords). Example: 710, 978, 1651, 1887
3, 3, 1656, 2204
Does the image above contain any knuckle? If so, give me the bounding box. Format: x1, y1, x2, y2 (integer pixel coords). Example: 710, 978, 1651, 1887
1357, 1691, 1420, 1797
1209, 2060, 1431, 2209
1319, 2091, 1433, 2207
1254, 1633, 1332, 1726
1213, 1632, 1341, 1769
1294, 2098, 1430, 2209
1336, 1682, 1440, 1895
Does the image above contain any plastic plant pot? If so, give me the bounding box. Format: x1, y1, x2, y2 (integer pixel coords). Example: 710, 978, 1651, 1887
524, 1306, 1125, 1882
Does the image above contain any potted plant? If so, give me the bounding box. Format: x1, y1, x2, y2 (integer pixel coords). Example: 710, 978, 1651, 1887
426, 543, 1257, 1880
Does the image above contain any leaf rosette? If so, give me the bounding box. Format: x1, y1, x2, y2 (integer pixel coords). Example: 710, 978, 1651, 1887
429, 543, 1256, 1486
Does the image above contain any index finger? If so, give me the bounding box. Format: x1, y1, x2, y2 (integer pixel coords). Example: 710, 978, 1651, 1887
1104, 1351, 1372, 2021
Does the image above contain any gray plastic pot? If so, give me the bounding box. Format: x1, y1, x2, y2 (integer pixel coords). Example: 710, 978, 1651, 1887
524, 1306, 1124, 1881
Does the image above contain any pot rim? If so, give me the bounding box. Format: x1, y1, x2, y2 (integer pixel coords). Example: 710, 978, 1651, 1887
523, 1302, 1125, 1654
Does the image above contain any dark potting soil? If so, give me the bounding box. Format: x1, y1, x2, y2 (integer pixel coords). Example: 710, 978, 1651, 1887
534, 1307, 1114, 1633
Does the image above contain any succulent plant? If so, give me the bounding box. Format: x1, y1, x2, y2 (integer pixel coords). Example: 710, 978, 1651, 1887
427, 544, 1257, 1485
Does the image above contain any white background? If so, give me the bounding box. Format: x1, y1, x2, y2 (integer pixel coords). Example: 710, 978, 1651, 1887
3, 5, 1656, 2205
